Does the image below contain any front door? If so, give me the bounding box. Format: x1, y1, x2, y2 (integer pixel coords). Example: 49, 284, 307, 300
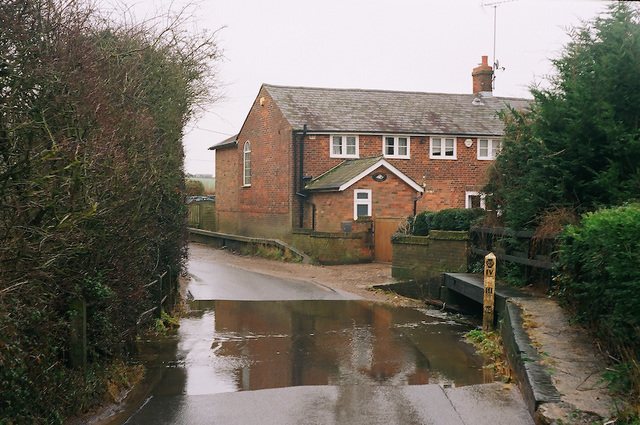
374, 217, 402, 263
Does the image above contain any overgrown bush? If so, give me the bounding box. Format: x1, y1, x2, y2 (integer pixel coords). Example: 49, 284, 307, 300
0, 0, 220, 422
557, 204, 640, 373
186, 179, 206, 196
412, 208, 486, 236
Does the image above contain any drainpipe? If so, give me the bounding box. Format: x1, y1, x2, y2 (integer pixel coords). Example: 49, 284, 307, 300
294, 125, 316, 230
413, 192, 424, 217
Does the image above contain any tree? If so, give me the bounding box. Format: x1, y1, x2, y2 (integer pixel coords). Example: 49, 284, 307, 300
484, 2, 640, 230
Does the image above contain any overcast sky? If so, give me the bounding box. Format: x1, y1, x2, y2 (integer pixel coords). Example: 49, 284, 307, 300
117, 0, 612, 175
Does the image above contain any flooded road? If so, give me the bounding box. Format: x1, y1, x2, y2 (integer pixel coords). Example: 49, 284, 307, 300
149, 300, 485, 397
118, 250, 534, 425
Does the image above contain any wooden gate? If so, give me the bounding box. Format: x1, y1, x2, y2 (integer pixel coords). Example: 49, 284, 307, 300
374, 217, 402, 263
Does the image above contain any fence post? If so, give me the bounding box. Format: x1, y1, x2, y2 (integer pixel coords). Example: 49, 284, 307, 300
483, 252, 496, 332
153, 276, 163, 319
69, 298, 87, 372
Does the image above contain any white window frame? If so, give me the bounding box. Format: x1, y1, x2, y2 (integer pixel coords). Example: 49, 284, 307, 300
465, 191, 486, 209
243, 140, 251, 187
382, 135, 410, 159
477, 138, 501, 160
330, 134, 359, 158
430, 136, 457, 159
353, 189, 372, 220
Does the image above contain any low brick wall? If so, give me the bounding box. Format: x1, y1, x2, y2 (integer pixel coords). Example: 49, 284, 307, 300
292, 230, 373, 265
391, 231, 469, 280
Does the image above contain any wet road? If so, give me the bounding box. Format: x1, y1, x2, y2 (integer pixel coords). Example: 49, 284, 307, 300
187, 258, 361, 301
122, 252, 534, 425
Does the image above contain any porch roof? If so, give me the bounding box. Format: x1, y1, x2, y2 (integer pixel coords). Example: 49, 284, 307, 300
305, 155, 423, 193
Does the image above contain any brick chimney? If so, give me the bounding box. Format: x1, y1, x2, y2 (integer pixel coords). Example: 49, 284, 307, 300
472, 56, 493, 95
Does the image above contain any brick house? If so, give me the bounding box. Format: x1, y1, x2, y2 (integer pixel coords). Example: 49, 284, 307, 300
210, 56, 528, 263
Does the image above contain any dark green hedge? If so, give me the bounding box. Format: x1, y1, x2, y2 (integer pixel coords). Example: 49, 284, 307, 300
557, 204, 640, 354
0, 1, 219, 422
412, 208, 486, 236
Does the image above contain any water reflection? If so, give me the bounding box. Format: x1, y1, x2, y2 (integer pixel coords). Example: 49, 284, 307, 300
155, 300, 486, 396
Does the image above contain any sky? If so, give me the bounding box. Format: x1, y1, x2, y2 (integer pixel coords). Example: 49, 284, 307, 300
116, 0, 613, 176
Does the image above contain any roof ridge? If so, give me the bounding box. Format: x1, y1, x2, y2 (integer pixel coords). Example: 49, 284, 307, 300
262, 83, 528, 101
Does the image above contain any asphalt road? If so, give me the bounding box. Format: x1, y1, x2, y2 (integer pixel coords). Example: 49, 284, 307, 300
187, 257, 362, 301
125, 383, 534, 425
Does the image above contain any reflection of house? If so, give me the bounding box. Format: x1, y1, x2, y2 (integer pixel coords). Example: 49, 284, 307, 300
210, 300, 482, 391
210, 56, 528, 262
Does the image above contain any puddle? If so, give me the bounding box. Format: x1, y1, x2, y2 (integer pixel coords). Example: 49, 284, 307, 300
141, 300, 489, 397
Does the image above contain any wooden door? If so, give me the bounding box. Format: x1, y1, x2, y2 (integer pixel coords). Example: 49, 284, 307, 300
374, 217, 402, 263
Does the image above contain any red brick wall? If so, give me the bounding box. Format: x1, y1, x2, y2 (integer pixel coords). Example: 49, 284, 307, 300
215, 145, 240, 234
310, 166, 417, 233
303, 134, 493, 215
215, 87, 296, 239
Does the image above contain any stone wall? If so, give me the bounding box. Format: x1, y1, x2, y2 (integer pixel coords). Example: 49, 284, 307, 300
391, 230, 469, 280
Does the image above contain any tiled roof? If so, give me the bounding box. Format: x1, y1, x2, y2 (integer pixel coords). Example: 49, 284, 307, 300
264, 84, 529, 136
305, 155, 423, 193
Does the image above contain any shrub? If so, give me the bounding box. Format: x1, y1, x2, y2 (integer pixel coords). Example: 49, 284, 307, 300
412, 211, 436, 236
412, 209, 486, 235
557, 204, 640, 354
186, 179, 205, 196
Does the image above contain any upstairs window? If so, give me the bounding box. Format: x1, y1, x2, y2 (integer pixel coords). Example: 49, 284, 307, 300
430, 137, 457, 159
478, 138, 501, 160
383, 136, 410, 159
243, 140, 251, 187
331, 135, 359, 158
353, 189, 372, 220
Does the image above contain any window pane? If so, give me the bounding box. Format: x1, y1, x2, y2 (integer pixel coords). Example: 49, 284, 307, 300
491, 140, 502, 158
357, 204, 369, 217
346, 136, 356, 155
385, 137, 394, 155
469, 195, 481, 209
333, 136, 342, 155
445, 138, 454, 156
479, 139, 488, 157
356, 192, 369, 199
432, 138, 441, 156
399, 138, 407, 155
243, 143, 251, 185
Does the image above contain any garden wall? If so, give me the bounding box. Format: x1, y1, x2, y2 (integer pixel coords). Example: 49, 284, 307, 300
291, 218, 374, 265
391, 230, 469, 281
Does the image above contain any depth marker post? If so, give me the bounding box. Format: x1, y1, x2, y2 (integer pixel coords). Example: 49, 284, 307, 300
483, 252, 496, 332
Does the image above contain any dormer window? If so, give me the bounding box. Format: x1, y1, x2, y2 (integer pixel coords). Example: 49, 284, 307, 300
383, 136, 410, 159
330, 134, 359, 158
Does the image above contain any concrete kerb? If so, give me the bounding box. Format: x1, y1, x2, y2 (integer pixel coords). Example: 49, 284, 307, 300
501, 300, 562, 417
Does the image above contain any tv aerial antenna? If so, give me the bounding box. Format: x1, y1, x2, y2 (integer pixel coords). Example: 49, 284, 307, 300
482, 0, 517, 87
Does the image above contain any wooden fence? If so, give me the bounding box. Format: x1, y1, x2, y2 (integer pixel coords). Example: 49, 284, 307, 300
469, 227, 557, 287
